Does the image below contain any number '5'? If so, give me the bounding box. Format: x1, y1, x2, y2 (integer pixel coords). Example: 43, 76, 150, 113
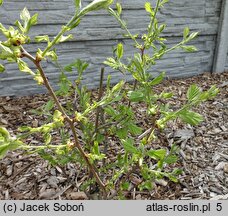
216, 203, 222, 211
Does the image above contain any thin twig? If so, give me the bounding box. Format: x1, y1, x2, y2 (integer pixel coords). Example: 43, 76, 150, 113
138, 127, 153, 140
94, 68, 105, 132
100, 109, 108, 156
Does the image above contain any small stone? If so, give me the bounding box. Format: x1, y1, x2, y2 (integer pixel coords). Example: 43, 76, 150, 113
224, 164, 228, 173
155, 179, 168, 187
136, 194, 142, 200
210, 192, 217, 198
6, 166, 13, 176
69, 192, 88, 200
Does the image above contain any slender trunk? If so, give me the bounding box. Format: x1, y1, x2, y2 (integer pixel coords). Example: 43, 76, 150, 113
20, 47, 107, 195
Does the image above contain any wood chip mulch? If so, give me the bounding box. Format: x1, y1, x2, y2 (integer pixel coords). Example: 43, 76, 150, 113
0, 72, 227, 200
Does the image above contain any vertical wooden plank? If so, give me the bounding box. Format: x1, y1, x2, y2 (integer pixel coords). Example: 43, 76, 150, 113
213, 0, 228, 73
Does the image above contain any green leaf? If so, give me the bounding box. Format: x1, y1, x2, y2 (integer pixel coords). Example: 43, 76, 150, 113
116, 128, 128, 139
53, 110, 63, 122
0, 0, 3, 6
160, 92, 173, 99
207, 85, 219, 99
0, 23, 9, 37
93, 141, 100, 155
111, 80, 124, 93
139, 181, 153, 191
19, 8, 36, 33
128, 123, 142, 136
69, 19, 81, 29
104, 105, 117, 117
164, 155, 178, 164
104, 57, 119, 69
116, 43, 123, 59
0, 143, 12, 159
167, 174, 178, 183
95, 134, 105, 143
88, 153, 105, 162
25, 13, 38, 33
147, 149, 166, 160
121, 182, 130, 190
0, 128, 23, 159
35, 35, 50, 43
188, 32, 199, 41
17, 59, 35, 75
20, 7, 30, 22
45, 100, 54, 111
145, 2, 153, 14
34, 71, 44, 85
159, 0, 169, 7
187, 84, 201, 102
30, 13, 38, 25
172, 168, 183, 175
78, 0, 114, 17
57, 72, 72, 96
0, 63, 5, 72
0, 43, 14, 60
133, 53, 143, 73
159, 24, 166, 33
148, 71, 165, 86
15, 20, 25, 33
183, 27, 189, 39
181, 45, 197, 52
121, 138, 139, 154
127, 90, 144, 102
0, 127, 10, 140
46, 50, 58, 61
18, 126, 31, 132
44, 133, 52, 145
64, 59, 89, 75
57, 34, 73, 43
74, 0, 81, 11
116, 2, 122, 15
178, 110, 204, 126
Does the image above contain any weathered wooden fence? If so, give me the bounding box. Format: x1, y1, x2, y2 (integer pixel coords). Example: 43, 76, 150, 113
0, 0, 227, 96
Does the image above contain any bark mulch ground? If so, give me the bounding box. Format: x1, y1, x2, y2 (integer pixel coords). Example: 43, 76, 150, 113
0, 72, 227, 200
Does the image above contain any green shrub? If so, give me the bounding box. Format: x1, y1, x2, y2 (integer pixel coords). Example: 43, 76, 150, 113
0, 0, 218, 199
